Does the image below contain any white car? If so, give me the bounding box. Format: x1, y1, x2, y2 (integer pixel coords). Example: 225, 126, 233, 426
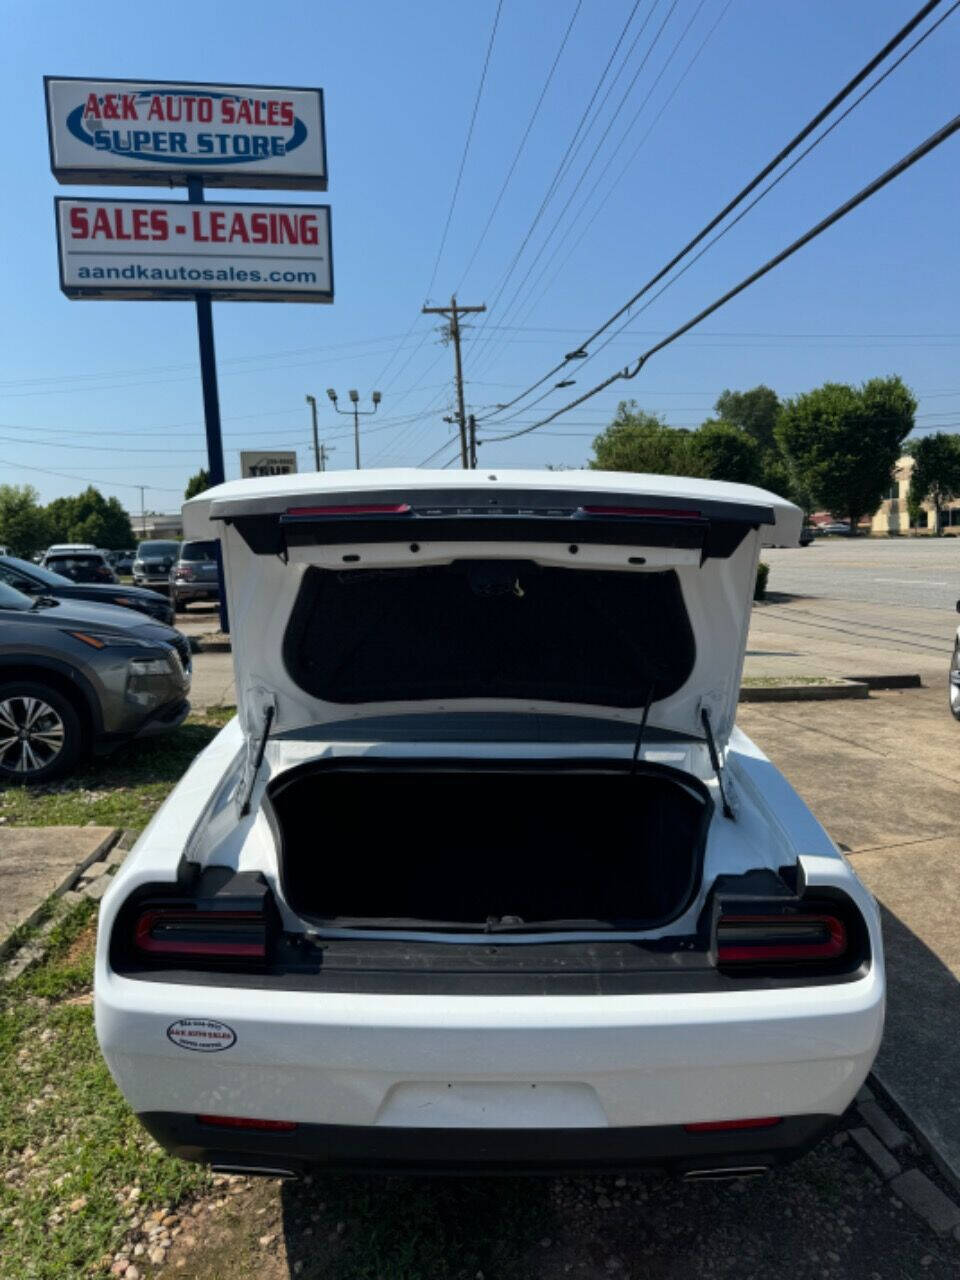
95, 469, 884, 1181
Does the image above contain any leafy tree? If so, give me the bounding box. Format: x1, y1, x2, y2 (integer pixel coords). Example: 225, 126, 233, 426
44, 487, 134, 550
590, 402, 689, 474
775, 377, 915, 533
907, 433, 960, 534
715, 385, 780, 450
686, 421, 761, 485
0, 485, 49, 556
184, 468, 211, 500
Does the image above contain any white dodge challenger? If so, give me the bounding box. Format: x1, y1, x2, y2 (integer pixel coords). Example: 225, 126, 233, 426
95, 469, 884, 1181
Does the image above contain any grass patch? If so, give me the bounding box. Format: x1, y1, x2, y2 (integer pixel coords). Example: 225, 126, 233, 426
0, 900, 210, 1279
0, 707, 236, 831
741, 676, 841, 688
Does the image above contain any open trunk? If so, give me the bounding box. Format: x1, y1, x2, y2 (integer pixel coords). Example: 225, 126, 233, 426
268, 760, 711, 934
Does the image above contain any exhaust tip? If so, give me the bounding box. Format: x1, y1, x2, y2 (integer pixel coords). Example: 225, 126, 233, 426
683, 1165, 769, 1183
211, 1163, 300, 1180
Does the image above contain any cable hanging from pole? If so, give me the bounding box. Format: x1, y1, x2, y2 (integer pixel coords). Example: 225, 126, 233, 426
479, 110, 960, 444
475, 0, 949, 425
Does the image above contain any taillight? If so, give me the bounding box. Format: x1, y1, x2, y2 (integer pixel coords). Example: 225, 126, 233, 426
716, 914, 847, 964
685, 1117, 781, 1133
134, 908, 266, 959
176, 566, 194, 580
285, 503, 411, 516
197, 1115, 297, 1132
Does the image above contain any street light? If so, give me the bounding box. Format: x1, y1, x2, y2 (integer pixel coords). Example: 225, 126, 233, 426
327, 388, 382, 469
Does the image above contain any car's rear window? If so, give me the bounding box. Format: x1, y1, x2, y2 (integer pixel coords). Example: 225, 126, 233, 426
137, 542, 180, 556
283, 562, 696, 709
46, 555, 105, 571
179, 540, 218, 561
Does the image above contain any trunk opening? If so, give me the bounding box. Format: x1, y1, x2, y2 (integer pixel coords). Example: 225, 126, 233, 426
267, 759, 711, 934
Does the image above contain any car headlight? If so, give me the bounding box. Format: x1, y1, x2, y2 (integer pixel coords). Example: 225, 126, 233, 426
66, 630, 159, 650
125, 652, 179, 706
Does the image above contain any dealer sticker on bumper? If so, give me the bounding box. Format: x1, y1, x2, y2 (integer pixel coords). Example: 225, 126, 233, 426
167, 1018, 236, 1052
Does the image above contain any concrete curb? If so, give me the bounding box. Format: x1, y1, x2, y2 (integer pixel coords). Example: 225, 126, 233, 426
0, 827, 121, 960
869, 1069, 960, 1199
739, 679, 868, 703
194, 636, 232, 653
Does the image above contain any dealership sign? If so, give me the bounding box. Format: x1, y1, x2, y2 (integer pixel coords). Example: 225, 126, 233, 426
45, 77, 327, 190
240, 450, 298, 478
56, 197, 333, 302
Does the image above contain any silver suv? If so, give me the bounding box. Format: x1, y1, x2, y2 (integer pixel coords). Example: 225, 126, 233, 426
170, 539, 221, 613
133, 541, 180, 592
0, 579, 190, 782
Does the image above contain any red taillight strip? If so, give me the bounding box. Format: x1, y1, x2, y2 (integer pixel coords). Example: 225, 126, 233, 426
197, 1114, 297, 1132
685, 1116, 782, 1133
285, 503, 411, 516
717, 914, 847, 963
580, 504, 701, 519
135, 909, 266, 959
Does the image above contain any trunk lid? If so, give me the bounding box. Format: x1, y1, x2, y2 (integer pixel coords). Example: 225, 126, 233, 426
183, 469, 800, 748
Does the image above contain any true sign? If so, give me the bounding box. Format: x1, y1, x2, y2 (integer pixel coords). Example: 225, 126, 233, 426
45, 77, 327, 190
55, 197, 333, 303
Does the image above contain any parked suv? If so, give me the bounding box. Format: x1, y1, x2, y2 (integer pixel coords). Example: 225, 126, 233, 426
96, 471, 883, 1181
133, 541, 180, 592
41, 546, 117, 584
0, 579, 190, 782
170, 540, 221, 612
0, 555, 175, 626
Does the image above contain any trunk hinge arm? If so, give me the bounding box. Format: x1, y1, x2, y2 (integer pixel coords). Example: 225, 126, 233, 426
700, 705, 735, 820
238, 697, 277, 817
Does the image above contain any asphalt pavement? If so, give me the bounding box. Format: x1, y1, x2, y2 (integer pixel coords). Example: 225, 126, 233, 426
764, 536, 960, 611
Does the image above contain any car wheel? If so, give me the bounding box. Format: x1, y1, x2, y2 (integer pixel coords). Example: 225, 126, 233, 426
0, 683, 83, 783
949, 641, 960, 722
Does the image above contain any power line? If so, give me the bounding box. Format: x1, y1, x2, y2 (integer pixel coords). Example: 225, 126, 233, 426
470, 0, 703, 378
0, 457, 182, 493
465, 0, 648, 349
477, 0, 949, 424
454, 0, 583, 294
424, 0, 505, 301
480, 110, 960, 445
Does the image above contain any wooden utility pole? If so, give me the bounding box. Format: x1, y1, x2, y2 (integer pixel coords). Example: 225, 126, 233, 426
468, 414, 477, 470
422, 295, 485, 468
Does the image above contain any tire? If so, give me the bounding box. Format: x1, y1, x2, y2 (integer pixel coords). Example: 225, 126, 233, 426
0, 682, 84, 783
949, 641, 960, 722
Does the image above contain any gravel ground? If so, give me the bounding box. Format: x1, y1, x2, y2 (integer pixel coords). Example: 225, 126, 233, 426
134, 1115, 960, 1280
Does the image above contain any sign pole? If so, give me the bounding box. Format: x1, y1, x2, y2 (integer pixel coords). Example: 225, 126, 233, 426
187, 176, 228, 631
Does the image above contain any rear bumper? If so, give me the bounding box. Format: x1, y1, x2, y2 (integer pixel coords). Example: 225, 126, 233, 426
171, 582, 220, 601
139, 1110, 834, 1177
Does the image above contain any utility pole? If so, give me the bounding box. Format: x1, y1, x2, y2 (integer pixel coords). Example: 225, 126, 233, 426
468, 413, 477, 470
318, 443, 334, 471
305, 394, 321, 471
422, 295, 485, 468
137, 486, 146, 537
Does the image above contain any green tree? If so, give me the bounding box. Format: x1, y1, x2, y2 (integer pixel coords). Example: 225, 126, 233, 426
590, 402, 689, 474
184, 468, 211, 500
686, 421, 761, 485
0, 485, 49, 556
44, 487, 134, 550
775, 377, 916, 533
714, 385, 780, 450
907, 433, 960, 534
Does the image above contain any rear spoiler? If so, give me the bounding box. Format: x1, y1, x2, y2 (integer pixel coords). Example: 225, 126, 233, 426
205, 489, 777, 563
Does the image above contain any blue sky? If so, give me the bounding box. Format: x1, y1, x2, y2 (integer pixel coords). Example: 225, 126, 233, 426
2, 0, 959, 510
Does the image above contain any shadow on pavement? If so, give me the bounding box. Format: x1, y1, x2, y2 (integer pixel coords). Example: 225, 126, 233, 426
874, 902, 960, 1185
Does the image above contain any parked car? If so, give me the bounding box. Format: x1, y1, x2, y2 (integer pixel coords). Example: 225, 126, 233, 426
816, 522, 852, 536
170, 539, 222, 612
950, 600, 960, 721
0, 555, 175, 626
40, 546, 118, 584
108, 549, 136, 575
132, 541, 181, 592
0, 579, 191, 782
95, 471, 883, 1180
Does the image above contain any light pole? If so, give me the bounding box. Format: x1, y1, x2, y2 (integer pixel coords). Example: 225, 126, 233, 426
327, 388, 381, 470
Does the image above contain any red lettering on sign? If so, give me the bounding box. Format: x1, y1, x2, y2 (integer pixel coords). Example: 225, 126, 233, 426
83, 94, 101, 120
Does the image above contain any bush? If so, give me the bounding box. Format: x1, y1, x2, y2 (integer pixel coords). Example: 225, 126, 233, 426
754, 561, 770, 600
